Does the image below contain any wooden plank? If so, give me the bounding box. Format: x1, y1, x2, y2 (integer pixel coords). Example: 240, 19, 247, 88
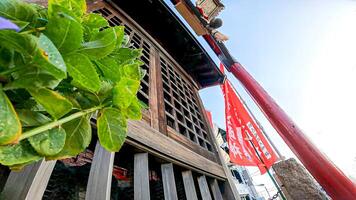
86, 142, 115, 200
197, 176, 212, 200
127, 120, 226, 179
2, 159, 56, 200
161, 163, 178, 200
209, 179, 223, 200
149, 47, 161, 131
182, 171, 198, 200
134, 153, 150, 200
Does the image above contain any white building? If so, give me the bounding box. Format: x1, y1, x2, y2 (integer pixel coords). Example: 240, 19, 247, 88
214, 125, 264, 200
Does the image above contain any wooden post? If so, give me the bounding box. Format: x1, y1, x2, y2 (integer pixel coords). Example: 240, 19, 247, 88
86, 142, 115, 200
134, 153, 150, 200
161, 163, 178, 200
209, 179, 223, 200
181, 170, 198, 200
2, 159, 56, 200
197, 175, 212, 200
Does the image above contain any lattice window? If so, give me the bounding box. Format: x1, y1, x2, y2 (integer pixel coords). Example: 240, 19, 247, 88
160, 56, 212, 151
93, 8, 151, 106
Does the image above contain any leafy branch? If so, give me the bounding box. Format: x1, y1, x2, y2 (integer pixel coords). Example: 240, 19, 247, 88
0, 0, 144, 169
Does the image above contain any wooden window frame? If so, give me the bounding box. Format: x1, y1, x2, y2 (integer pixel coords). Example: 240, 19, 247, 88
88, 1, 219, 162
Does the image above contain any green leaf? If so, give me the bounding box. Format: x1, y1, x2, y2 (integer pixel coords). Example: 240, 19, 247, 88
125, 97, 142, 120
12, 20, 30, 30
73, 92, 99, 109
79, 27, 117, 59
98, 81, 113, 103
0, 32, 67, 80
0, 88, 21, 145
28, 127, 66, 156
0, 47, 14, 69
47, 116, 91, 160
48, 0, 86, 18
65, 53, 101, 93
4, 67, 60, 90
95, 57, 121, 82
0, 30, 38, 59
28, 88, 73, 119
83, 13, 108, 30
114, 26, 125, 48
121, 62, 143, 81
44, 9, 83, 54
32, 34, 67, 79
97, 108, 127, 152
113, 77, 141, 109
0, 140, 42, 166
0, 0, 38, 22
16, 109, 51, 127
112, 48, 142, 65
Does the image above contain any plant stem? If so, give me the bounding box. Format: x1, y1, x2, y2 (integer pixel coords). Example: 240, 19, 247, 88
19, 105, 104, 141
20, 27, 46, 35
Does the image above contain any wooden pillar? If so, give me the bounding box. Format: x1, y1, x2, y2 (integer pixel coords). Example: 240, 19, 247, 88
197, 175, 212, 200
134, 153, 150, 200
182, 170, 198, 200
86, 141, 115, 200
209, 179, 223, 200
161, 163, 178, 200
2, 159, 56, 200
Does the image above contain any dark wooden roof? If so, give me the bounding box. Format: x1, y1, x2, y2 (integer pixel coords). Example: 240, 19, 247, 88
109, 0, 225, 88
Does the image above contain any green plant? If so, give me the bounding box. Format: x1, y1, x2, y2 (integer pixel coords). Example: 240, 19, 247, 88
0, 0, 145, 170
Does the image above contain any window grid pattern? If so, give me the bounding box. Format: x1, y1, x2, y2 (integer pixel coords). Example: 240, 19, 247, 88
160, 57, 212, 151
93, 8, 151, 106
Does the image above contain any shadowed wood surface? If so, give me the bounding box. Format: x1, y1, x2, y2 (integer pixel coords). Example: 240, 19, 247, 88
2, 159, 56, 200
86, 142, 115, 200
127, 120, 226, 179
134, 153, 150, 200
182, 170, 198, 200
209, 179, 223, 200
197, 175, 212, 200
161, 163, 178, 200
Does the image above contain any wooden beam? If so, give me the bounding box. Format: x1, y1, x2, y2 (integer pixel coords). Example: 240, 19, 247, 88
86, 142, 115, 200
127, 120, 226, 179
134, 153, 150, 200
182, 171, 198, 200
197, 176, 212, 200
161, 163, 178, 200
2, 159, 56, 200
209, 179, 223, 200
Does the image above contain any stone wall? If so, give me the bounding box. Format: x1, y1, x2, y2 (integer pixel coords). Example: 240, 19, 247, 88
273, 158, 329, 200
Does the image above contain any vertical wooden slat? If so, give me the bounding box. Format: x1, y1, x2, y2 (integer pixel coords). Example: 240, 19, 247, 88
182, 170, 198, 200
149, 47, 160, 130
197, 175, 212, 200
161, 163, 178, 200
86, 142, 115, 200
155, 52, 168, 135
134, 153, 150, 200
2, 159, 56, 200
209, 179, 224, 200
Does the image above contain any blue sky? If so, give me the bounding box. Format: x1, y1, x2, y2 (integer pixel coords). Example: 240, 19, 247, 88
198, 0, 356, 190
167, 0, 356, 197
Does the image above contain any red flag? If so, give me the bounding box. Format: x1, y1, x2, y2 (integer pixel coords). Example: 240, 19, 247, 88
220, 64, 278, 174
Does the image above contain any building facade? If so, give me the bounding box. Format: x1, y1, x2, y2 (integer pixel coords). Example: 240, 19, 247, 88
0, 0, 240, 199
214, 126, 262, 200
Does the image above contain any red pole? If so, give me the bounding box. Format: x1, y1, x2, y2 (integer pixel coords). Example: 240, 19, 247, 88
229, 62, 356, 199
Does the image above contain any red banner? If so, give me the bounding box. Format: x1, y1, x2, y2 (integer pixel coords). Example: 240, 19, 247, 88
220, 64, 278, 174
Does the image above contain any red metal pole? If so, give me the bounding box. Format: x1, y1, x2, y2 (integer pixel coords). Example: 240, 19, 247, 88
229, 62, 356, 199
